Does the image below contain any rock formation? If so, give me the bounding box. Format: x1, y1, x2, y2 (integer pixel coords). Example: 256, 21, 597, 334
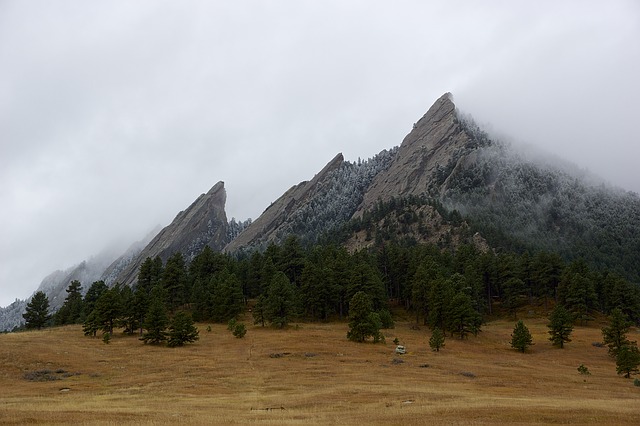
224, 153, 345, 252
355, 92, 472, 214
114, 181, 229, 287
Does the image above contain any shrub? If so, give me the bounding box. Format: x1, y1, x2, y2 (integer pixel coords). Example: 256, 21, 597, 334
634, 378, 640, 387
577, 364, 591, 375
232, 323, 247, 338
102, 332, 111, 345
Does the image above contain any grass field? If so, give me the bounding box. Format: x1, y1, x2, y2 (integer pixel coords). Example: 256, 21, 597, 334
1, 314, 639, 425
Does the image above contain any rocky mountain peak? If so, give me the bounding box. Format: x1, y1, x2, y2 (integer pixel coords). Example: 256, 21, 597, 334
114, 181, 229, 286
354, 93, 471, 215
224, 153, 345, 252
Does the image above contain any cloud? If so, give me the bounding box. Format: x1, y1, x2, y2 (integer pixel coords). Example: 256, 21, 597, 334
1, 0, 639, 306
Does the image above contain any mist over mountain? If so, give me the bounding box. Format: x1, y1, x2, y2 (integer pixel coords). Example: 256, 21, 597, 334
2, 93, 639, 330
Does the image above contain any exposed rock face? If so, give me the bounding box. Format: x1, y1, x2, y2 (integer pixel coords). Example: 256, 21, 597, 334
225, 154, 344, 252
355, 93, 472, 215
115, 181, 229, 287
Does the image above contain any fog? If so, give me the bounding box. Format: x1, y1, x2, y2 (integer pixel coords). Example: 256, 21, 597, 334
1, 1, 638, 306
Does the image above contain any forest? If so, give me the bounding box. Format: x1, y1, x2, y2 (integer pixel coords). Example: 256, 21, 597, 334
25, 227, 640, 342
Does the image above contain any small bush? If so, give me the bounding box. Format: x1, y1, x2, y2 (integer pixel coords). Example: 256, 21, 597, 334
232, 323, 247, 338
592, 342, 605, 348
460, 371, 476, 378
577, 364, 591, 375
206, 325, 212, 332
393, 337, 400, 345
24, 369, 60, 382
634, 378, 640, 387
102, 332, 111, 344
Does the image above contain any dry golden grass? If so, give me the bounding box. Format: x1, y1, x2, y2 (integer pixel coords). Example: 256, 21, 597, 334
1, 314, 639, 425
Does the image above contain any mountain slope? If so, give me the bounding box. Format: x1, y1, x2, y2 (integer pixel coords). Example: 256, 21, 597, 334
224, 149, 398, 252
114, 181, 230, 287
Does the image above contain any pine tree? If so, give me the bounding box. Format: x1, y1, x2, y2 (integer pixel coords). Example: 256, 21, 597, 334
265, 272, 298, 329
548, 305, 573, 348
167, 311, 199, 347
82, 280, 108, 319
94, 286, 121, 334
141, 293, 169, 345
429, 327, 445, 352
602, 308, 632, 357
252, 294, 267, 327
510, 320, 533, 353
346, 291, 384, 343
616, 344, 640, 378
82, 310, 100, 337
446, 292, 482, 339
55, 280, 83, 325
210, 270, 244, 322
23, 291, 50, 330
502, 278, 526, 319
162, 252, 187, 311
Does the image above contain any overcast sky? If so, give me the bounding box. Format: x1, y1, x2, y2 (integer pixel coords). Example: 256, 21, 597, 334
1, 1, 639, 306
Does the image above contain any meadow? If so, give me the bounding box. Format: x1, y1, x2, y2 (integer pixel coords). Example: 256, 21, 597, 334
1, 314, 638, 425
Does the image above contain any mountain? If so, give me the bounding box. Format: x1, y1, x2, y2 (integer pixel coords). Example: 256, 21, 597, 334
0, 182, 232, 330
226, 92, 640, 284
4, 92, 640, 331
113, 181, 231, 287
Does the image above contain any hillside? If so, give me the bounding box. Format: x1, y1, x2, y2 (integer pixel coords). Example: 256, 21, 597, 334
1, 318, 639, 424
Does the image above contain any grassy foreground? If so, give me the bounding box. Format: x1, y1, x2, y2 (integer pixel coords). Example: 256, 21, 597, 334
1, 315, 638, 425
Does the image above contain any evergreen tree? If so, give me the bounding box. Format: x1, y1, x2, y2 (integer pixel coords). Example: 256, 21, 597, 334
411, 260, 441, 325
300, 261, 337, 321
137, 257, 156, 295
265, 272, 298, 328
55, 280, 83, 325
548, 305, 573, 348
23, 291, 50, 330
252, 294, 267, 327
427, 277, 452, 331
510, 320, 533, 353
131, 287, 150, 335
141, 290, 169, 344
167, 311, 199, 347
278, 235, 305, 286
429, 327, 445, 352
162, 252, 187, 311
446, 292, 482, 339
616, 344, 640, 378
502, 278, 526, 319
117, 285, 139, 335
94, 286, 122, 334
562, 272, 597, 325
82, 309, 100, 337
210, 270, 244, 322
347, 256, 387, 311
602, 308, 633, 357
82, 280, 108, 319
346, 291, 384, 343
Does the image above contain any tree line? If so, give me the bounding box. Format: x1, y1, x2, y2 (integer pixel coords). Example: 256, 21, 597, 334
22, 235, 639, 338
